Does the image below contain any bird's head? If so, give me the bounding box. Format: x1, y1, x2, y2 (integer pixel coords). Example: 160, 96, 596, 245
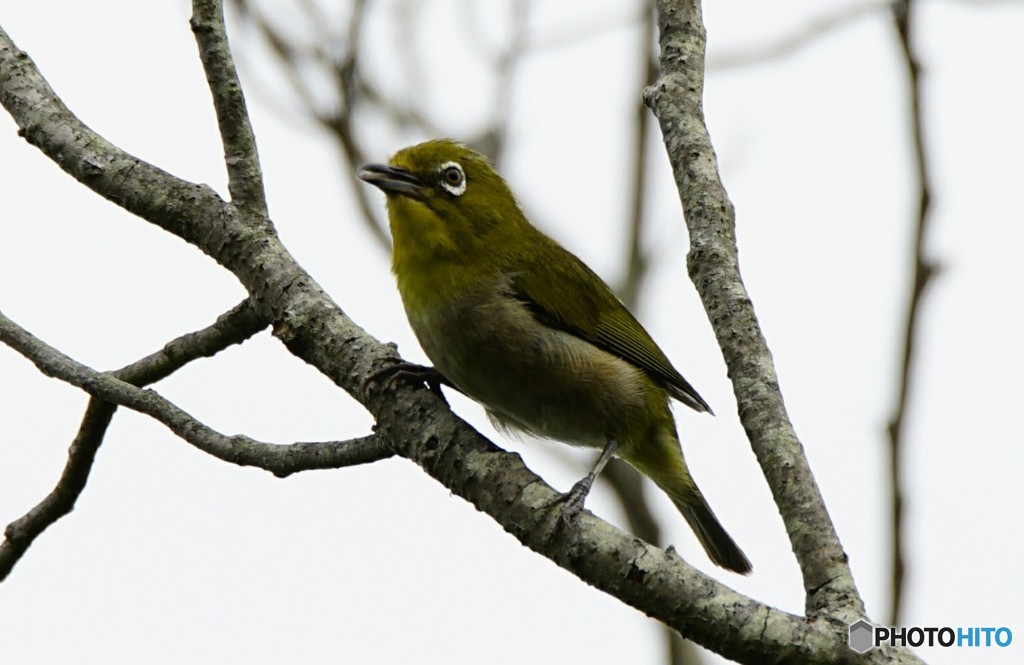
358, 139, 527, 262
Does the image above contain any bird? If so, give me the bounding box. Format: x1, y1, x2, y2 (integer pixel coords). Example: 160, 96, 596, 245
358, 139, 751, 574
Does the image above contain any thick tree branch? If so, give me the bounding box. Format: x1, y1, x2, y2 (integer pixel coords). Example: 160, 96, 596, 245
886, 0, 935, 627
0, 309, 392, 477
0, 299, 266, 581
644, 0, 862, 621
191, 0, 269, 219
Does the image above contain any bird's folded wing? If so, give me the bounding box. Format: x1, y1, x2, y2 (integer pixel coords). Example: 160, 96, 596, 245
508, 252, 711, 414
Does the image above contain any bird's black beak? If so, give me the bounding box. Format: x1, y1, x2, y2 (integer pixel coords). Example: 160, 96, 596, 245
357, 163, 425, 198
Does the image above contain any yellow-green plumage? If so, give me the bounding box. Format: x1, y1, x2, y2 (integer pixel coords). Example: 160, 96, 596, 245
359, 139, 750, 574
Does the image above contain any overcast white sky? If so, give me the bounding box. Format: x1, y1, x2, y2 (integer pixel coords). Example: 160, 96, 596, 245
1, 1, 1022, 663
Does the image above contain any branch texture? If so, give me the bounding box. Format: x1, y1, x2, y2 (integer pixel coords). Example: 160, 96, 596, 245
644, 0, 861, 620
191, 0, 269, 219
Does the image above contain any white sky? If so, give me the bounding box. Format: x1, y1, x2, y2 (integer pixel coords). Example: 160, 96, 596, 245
1, 1, 1022, 664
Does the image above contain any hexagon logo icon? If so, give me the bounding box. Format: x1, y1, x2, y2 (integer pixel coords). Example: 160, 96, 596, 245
849, 619, 875, 653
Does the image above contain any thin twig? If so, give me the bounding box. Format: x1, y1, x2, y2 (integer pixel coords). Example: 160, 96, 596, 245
0, 300, 267, 581
886, 0, 935, 627
0, 309, 392, 477
192, 0, 270, 220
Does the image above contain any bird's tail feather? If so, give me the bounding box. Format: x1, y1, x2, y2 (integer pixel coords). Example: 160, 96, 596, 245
625, 434, 752, 575
671, 491, 752, 575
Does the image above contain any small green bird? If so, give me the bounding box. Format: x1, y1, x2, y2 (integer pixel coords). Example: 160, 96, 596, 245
359, 139, 751, 574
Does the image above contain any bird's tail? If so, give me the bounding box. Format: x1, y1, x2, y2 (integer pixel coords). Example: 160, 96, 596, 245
671, 488, 752, 575
625, 433, 752, 575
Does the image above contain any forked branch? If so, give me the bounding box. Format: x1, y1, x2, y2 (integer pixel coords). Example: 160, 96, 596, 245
0, 300, 267, 580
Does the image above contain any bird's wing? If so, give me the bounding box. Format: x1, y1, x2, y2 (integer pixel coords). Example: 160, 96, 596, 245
508, 244, 712, 414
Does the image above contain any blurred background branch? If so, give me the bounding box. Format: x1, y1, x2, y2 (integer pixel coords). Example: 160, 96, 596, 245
887, 0, 935, 627
708, 1, 887, 70
227, 0, 533, 250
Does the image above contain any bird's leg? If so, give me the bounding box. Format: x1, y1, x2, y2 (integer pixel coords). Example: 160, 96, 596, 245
364, 360, 456, 401
542, 438, 618, 524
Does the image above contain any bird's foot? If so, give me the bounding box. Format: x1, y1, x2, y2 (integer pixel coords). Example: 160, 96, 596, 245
541, 474, 595, 525
364, 360, 452, 401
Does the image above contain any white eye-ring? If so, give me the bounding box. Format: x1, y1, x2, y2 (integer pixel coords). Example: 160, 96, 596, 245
438, 161, 466, 196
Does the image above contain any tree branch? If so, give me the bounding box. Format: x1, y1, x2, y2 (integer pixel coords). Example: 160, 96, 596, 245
191, 0, 270, 220
886, 0, 935, 627
644, 0, 862, 621
0, 309, 392, 476
0, 299, 266, 581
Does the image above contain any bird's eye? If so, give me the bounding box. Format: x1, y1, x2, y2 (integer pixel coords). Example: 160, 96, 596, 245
442, 166, 462, 185
437, 161, 466, 196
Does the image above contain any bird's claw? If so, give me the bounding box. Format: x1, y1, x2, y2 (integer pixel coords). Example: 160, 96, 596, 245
363, 360, 451, 401
541, 475, 595, 525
